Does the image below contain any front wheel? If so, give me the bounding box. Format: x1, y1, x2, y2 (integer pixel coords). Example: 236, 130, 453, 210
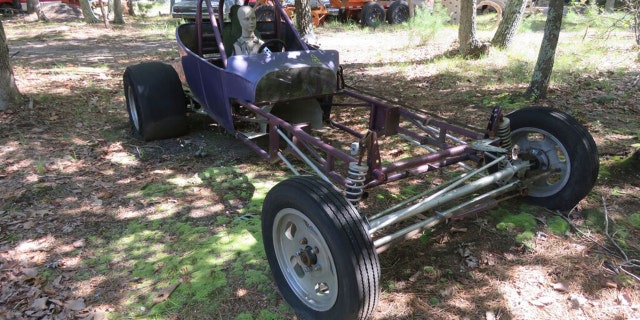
507, 107, 599, 210
262, 176, 380, 320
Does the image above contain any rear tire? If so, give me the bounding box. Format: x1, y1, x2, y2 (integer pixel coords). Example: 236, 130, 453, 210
506, 107, 599, 210
387, 0, 409, 24
123, 62, 188, 141
262, 176, 380, 320
360, 2, 386, 27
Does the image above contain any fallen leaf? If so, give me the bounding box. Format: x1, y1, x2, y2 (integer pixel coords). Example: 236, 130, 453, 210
66, 298, 86, 311
32, 297, 48, 310
531, 296, 554, 307
618, 292, 631, 306
152, 283, 180, 305
21, 267, 39, 278
73, 239, 86, 248
553, 281, 569, 292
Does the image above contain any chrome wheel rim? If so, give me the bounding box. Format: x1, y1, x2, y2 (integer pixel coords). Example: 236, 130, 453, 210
272, 208, 338, 311
127, 86, 141, 132
512, 127, 571, 197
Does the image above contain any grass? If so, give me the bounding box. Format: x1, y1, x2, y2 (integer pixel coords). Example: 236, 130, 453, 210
76, 165, 290, 319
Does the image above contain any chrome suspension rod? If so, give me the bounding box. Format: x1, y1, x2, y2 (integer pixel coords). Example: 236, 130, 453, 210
368, 156, 509, 233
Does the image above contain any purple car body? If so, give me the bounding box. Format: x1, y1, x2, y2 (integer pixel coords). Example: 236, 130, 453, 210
175, 0, 339, 133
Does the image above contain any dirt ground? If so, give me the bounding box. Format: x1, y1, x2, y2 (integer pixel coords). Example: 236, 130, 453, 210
2, 9, 640, 320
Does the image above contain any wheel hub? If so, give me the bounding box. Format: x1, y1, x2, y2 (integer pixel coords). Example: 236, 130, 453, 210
526, 148, 550, 171
298, 246, 318, 267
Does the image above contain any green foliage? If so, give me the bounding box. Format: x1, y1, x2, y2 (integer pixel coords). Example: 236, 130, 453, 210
630, 212, 640, 230
547, 215, 570, 236
235, 313, 254, 320
494, 210, 538, 245
495, 213, 537, 232
428, 297, 441, 305
584, 208, 605, 231
617, 274, 635, 287
423, 265, 437, 274
419, 229, 432, 244
141, 183, 174, 199
482, 92, 534, 109
258, 310, 283, 320
515, 230, 534, 244
407, 4, 451, 45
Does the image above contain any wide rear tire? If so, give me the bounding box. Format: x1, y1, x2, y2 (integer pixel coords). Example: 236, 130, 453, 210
123, 62, 188, 141
506, 107, 599, 210
262, 176, 380, 320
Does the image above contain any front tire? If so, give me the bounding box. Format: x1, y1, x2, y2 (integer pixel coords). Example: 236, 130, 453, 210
123, 62, 188, 141
507, 107, 599, 210
262, 176, 380, 320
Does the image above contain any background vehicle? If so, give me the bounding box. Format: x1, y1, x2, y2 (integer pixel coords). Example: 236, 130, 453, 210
250, 0, 331, 26
123, 0, 599, 318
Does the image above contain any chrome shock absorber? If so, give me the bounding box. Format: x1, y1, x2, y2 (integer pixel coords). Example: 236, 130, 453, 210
496, 117, 514, 170
345, 162, 368, 206
497, 117, 513, 156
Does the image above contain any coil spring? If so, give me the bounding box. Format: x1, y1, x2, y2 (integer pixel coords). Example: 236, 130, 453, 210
497, 117, 513, 154
345, 162, 368, 206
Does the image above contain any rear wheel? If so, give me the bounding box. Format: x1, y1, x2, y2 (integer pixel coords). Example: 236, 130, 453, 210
123, 62, 188, 141
262, 176, 380, 320
507, 107, 599, 210
387, 0, 409, 24
360, 2, 386, 27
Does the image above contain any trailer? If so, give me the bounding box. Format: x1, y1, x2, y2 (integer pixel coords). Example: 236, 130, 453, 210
122, 0, 599, 318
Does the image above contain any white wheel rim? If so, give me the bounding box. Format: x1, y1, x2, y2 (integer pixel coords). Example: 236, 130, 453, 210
272, 208, 338, 311
512, 127, 571, 197
127, 85, 141, 132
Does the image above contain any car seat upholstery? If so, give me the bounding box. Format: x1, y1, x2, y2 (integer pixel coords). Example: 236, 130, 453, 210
223, 4, 242, 57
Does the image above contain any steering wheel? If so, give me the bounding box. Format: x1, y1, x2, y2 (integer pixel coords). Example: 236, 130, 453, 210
258, 39, 287, 54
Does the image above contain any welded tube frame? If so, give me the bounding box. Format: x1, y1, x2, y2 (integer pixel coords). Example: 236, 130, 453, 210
275, 127, 335, 186
233, 96, 484, 190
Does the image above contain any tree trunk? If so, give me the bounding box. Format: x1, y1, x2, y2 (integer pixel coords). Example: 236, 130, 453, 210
491, 0, 527, 49
526, 0, 564, 99
127, 0, 136, 16
80, 0, 101, 23
604, 0, 616, 13
629, 0, 640, 45
26, 0, 47, 20
0, 21, 22, 111
295, 0, 318, 46
114, 0, 125, 24
98, 0, 110, 27
459, 0, 489, 57
295, 0, 313, 37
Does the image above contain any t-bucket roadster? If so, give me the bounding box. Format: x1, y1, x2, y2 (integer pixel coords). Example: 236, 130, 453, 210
122, 1, 599, 318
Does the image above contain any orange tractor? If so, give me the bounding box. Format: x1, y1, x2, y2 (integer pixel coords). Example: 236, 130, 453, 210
330, 0, 418, 26
252, 0, 429, 27
253, 0, 330, 26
